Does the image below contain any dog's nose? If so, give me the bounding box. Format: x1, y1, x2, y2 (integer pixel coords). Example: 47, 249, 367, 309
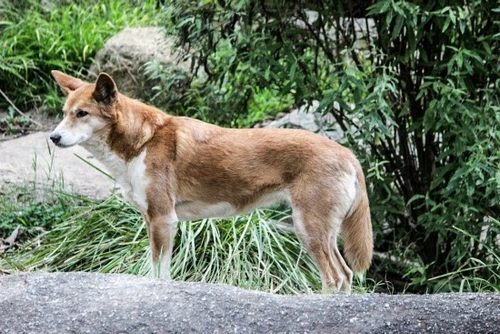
50, 133, 61, 145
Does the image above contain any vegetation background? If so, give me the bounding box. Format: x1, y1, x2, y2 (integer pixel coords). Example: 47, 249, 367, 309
1, 0, 498, 294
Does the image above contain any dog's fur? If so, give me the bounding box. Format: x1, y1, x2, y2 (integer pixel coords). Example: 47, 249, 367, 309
50, 71, 373, 293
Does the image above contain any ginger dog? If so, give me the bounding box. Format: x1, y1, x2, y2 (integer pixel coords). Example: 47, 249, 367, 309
50, 71, 373, 293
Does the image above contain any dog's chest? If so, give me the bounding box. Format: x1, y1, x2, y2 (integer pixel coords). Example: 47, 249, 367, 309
118, 151, 149, 212
83, 142, 149, 213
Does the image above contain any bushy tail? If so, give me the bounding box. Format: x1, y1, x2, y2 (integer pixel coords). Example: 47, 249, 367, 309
342, 168, 373, 274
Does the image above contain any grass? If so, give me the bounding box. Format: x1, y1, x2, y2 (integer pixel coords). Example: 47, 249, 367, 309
0, 184, 325, 294
428, 222, 500, 293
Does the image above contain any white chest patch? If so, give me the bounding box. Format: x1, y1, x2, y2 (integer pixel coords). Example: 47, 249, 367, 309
82, 140, 149, 213
119, 150, 149, 213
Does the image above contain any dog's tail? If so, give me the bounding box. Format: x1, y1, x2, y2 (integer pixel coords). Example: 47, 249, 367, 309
342, 166, 373, 274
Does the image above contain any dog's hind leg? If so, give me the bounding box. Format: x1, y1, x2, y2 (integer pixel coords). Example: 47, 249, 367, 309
292, 208, 351, 293
330, 233, 354, 292
290, 174, 356, 293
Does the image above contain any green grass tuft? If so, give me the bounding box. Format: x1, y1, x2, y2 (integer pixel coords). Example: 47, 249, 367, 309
1, 189, 325, 294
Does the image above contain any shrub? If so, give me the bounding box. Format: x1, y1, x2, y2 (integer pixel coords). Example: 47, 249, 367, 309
162, 0, 500, 292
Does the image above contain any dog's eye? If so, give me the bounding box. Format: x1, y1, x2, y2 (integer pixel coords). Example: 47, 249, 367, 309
76, 110, 89, 118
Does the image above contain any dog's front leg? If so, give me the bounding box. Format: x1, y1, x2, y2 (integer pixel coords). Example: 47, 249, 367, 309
144, 211, 178, 280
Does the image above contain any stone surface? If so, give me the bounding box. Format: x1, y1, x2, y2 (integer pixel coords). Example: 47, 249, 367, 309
0, 131, 116, 199
0, 272, 499, 334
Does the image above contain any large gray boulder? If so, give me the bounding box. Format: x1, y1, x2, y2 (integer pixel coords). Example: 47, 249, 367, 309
264, 101, 345, 142
0, 272, 498, 333
89, 27, 193, 105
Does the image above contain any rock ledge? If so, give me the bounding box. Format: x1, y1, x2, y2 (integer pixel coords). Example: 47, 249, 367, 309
0, 272, 498, 333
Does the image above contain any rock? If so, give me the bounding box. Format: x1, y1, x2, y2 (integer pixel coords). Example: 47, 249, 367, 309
0, 272, 498, 333
0, 131, 116, 199
265, 101, 346, 142
88, 27, 193, 104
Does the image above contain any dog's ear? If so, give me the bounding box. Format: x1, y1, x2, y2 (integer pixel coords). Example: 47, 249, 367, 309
93, 73, 117, 105
51, 70, 86, 95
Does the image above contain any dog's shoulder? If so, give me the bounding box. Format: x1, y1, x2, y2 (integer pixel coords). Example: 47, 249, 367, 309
171, 116, 223, 144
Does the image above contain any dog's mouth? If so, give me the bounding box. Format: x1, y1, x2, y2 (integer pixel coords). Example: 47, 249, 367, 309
49, 133, 78, 148
54, 142, 74, 148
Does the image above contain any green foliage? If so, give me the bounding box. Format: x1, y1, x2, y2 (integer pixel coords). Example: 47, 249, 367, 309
163, 0, 500, 292
143, 48, 292, 127
0, 0, 159, 112
0, 186, 73, 243
365, 0, 500, 292
0, 107, 31, 135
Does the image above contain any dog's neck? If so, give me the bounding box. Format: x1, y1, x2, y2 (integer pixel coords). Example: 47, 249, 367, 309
104, 97, 170, 160
80, 97, 170, 179
81, 134, 128, 180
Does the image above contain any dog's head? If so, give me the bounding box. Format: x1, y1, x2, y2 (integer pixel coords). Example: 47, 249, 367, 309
50, 71, 118, 147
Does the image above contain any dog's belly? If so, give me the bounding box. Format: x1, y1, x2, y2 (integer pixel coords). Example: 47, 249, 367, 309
175, 201, 237, 221
175, 190, 291, 221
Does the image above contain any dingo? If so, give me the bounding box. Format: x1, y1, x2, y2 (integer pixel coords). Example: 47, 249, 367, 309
50, 71, 373, 293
